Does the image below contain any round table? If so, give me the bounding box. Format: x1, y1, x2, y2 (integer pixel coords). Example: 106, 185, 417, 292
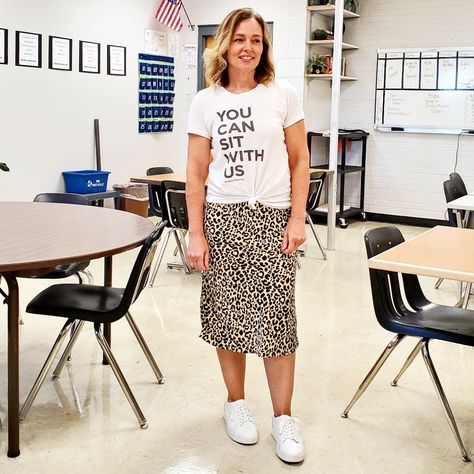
0, 202, 155, 457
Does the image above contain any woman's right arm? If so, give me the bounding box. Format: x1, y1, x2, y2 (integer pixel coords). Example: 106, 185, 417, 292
186, 133, 211, 271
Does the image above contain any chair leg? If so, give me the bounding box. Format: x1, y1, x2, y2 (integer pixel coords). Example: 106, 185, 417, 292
125, 311, 164, 383
52, 320, 86, 379
79, 270, 94, 285
391, 338, 423, 387
306, 213, 327, 260
172, 229, 191, 274
421, 339, 471, 462
94, 323, 148, 429
149, 228, 172, 287
341, 334, 405, 418
20, 318, 75, 422
434, 278, 443, 289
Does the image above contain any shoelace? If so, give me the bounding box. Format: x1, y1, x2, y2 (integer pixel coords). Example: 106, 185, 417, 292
280, 417, 300, 441
233, 403, 254, 426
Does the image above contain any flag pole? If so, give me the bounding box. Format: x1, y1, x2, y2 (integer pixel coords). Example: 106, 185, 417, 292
181, 1, 195, 31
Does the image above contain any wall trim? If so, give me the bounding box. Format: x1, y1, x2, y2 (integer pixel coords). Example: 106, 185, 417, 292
365, 212, 449, 228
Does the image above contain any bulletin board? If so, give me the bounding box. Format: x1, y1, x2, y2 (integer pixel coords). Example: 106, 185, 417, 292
374, 47, 474, 133
138, 53, 175, 133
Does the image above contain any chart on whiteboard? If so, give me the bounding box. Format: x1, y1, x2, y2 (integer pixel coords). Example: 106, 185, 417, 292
375, 47, 474, 132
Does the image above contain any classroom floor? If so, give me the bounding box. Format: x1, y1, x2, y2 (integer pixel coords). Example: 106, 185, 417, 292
1, 220, 473, 474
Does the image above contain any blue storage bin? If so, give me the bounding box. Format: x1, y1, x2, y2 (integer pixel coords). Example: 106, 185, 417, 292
62, 170, 110, 194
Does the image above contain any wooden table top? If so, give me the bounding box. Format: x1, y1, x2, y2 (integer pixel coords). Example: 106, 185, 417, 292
130, 168, 334, 185
368, 226, 474, 283
447, 194, 474, 211
0, 202, 155, 273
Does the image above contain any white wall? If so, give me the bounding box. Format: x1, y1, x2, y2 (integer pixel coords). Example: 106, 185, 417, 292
3, 0, 472, 220
0, 0, 190, 201
0, 0, 306, 202
334, 0, 474, 220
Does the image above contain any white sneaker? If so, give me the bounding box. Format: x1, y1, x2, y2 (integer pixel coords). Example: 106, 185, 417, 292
224, 399, 258, 445
272, 415, 305, 463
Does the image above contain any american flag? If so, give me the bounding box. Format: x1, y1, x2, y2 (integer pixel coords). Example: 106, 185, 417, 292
155, 0, 183, 32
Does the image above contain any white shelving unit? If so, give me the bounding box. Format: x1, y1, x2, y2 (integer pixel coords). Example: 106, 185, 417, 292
305, 74, 357, 81
307, 4, 360, 18
305, 1, 361, 249
305, 40, 359, 50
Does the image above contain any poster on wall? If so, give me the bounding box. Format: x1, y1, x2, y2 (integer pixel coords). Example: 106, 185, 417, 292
107, 45, 126, 76
49, 36, 72, 71
79, 40, 100, 73
144, 29, 167, 55
15, 31, 42, 68
0, 28, 8, 64
138, 53, 175, 134
182, 44, 197, 69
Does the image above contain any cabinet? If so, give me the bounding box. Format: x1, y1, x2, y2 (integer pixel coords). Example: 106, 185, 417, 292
307, 130, 368, 228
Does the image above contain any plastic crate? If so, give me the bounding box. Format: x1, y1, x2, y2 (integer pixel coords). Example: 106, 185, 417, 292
62, 170, 110, 194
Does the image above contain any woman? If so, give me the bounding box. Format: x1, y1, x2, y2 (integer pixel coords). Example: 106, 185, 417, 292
186, 7, 309, 463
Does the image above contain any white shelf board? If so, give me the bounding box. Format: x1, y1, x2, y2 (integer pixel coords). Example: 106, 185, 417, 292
316, 203, 351, 214
306, 40, 359, 50
307, 5, 360, 19
305, 74, 358, 82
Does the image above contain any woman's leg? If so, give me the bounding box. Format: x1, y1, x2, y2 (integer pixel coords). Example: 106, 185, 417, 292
263, 352, 295, 416
217, 348, 246, 401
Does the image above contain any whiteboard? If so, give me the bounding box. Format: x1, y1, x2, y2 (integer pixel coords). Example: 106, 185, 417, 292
375, 47, 474, 133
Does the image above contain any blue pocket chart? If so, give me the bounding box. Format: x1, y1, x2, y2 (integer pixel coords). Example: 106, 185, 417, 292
138, 53, 175, 134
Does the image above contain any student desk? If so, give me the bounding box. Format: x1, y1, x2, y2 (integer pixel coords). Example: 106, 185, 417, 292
368, 226, 474, 286
447, 195, 474, 227
130, 168, 334, 185
0, 202, 154, 457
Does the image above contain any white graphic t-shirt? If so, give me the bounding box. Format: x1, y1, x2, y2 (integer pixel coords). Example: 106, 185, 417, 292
187, 79, 304, 208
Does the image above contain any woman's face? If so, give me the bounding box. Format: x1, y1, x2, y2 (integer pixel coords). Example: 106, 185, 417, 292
227, 17, 264, 77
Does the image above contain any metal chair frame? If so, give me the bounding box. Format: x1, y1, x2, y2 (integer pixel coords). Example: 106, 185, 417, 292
19, 223, 166, 429
341, 226, 474, 462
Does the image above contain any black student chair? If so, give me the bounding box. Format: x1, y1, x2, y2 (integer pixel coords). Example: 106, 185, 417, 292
341, 226, 474, 462
449, 172, 468, 196
305, 171, 327, 260
33, 193, 93, 283
147, 167, 174, 220
19, 222, 167, 429
148, 180, 190, 286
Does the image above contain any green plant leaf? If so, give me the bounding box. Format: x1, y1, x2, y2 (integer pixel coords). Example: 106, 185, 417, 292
0, 162, 10, 172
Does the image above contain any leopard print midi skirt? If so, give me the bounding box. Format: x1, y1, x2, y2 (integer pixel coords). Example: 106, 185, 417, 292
200, 201, 298, 358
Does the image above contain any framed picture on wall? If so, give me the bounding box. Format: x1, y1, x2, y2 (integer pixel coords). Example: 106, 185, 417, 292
49, 36, 72, 71
79, 40, 100, 73
0, 28, 8, 64
107, 45, 126, 76
15, 31, 42, 68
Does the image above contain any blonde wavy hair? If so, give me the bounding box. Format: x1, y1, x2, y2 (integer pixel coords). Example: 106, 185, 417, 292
203, 8, 275, 87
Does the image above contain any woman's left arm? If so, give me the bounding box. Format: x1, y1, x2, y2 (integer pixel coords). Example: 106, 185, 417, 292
281, 119, 310, 254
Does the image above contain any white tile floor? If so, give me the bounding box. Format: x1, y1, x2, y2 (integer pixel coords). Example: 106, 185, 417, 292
1, 220, 474, 473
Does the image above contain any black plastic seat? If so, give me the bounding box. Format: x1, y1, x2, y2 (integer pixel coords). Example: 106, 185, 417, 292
148, 180, 190, 286
443, 178, 467, 227
449, 172, 468, 196
32, 193, 92, 283
341, 226, 474, 462
305, 171, 327, 260
20, 222, 167, 430
146, 167, 174, 219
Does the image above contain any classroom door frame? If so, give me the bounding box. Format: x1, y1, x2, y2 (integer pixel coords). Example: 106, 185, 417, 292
197, 22, 273, 91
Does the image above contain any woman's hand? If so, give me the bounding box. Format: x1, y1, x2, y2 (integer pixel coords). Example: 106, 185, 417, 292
281, 217, 306, 254
187, 232, 209, 270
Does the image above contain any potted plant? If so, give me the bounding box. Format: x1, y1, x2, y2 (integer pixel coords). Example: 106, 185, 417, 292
306, 54, 327, 75
344, 0, 359, 12
312, 28, 333, 40
308, 0, 329, 5
0, 162, 9, 172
